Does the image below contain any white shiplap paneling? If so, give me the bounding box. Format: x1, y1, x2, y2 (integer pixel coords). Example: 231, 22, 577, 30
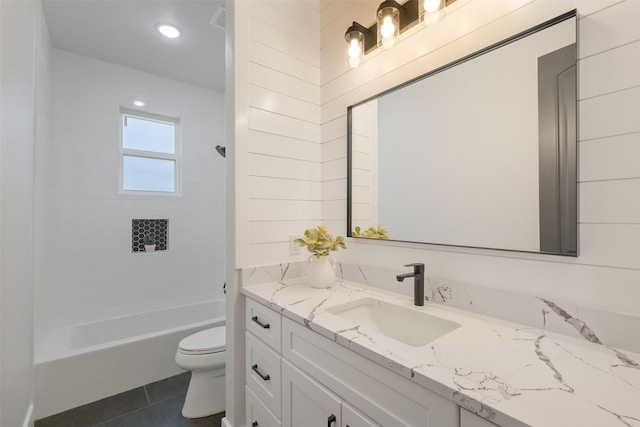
579, 39, 640, 100
248, 108, 320, 142
249, 84, 321, 124
248, 130, 321, 162
579, 133, 640, 182
580, 87, 640, 141
249, 62, 321, 104
241, 0, 322, 266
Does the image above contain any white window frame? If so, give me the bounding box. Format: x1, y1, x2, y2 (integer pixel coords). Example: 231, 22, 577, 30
119, 108, 182, 196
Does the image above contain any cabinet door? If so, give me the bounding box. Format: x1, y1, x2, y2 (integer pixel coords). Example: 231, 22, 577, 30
282, 359, 341, 427
343, 402, 380, 427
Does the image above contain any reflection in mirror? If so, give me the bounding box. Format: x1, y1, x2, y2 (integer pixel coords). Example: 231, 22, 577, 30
348, 11, 577, 256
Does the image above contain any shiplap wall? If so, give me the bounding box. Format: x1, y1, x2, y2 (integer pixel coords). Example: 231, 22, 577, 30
239, 0, 323, 267
318, 0, 640, 315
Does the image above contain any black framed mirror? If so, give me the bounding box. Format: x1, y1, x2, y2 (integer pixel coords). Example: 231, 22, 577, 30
347, 10, 577, 256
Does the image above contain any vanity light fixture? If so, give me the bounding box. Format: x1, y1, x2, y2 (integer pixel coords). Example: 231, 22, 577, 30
156, 23, 181, 39
133, 100, 146, 107
377, 0, 403, 49
345, 22, 374, 68
345, 0, 454, 68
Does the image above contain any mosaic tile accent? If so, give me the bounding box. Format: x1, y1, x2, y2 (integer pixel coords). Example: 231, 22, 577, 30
132, 219, 168, 252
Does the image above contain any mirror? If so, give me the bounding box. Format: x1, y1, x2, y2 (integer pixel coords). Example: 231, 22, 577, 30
347, 11, 577, 256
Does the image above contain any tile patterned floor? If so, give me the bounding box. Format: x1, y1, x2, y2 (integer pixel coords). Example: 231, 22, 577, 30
35, 372, 224, 427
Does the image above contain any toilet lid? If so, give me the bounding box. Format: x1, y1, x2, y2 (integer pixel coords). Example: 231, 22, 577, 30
178, 327, 226, 355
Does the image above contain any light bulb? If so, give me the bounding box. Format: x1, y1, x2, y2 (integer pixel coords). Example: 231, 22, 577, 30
424, 0, 441, 13
421, 0, 445, 26
348, 39, 362, 59
380, 16, 396, 39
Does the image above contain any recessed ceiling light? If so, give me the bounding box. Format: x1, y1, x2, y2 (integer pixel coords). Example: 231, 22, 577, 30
156, 24, 181, 39
133, 100, 145, 107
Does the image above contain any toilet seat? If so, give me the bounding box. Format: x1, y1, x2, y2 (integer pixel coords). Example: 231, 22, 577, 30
178, 327, 225, 355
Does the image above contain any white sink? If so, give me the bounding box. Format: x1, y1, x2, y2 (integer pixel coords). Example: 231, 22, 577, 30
326, 298, 460, 347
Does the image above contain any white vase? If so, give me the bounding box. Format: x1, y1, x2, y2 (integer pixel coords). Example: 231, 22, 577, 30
144, 244, 156, 252
307, 255, 335, 288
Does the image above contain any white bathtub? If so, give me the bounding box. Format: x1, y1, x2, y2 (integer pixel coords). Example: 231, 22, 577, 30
34, 299, 225, 419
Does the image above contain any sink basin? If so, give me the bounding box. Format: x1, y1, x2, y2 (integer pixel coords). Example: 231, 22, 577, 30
326, 298, 460, 347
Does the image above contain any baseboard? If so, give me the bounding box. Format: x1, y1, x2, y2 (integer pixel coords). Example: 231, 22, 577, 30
221, 416, 233, 427
22, 403, 35, 427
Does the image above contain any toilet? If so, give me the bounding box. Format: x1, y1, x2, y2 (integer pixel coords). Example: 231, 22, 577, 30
175, 327, 226, 418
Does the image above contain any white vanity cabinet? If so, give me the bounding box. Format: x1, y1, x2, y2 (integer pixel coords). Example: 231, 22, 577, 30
245, 297, 459, 427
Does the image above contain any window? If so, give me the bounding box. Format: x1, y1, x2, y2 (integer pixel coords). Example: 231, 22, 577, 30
120, 109, 180, 194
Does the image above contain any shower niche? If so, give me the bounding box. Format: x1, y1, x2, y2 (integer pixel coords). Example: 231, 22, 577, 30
132, 219, 168, 252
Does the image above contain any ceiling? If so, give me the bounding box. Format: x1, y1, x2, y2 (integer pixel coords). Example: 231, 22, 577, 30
42, 0, 226, 92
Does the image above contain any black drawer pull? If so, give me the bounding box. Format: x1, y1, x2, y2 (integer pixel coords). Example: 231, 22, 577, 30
251, 364, 270, 381
252, 315, 270, 329
328, 414, 336, 426
252, 422, 258, 427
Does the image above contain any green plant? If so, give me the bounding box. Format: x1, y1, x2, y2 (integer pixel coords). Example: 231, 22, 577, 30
352, 225, 390, 239
294, 225, 346, 257
143, 233, 155, 245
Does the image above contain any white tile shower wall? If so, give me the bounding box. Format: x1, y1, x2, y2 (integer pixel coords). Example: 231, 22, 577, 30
41, 49, 226, 331
236, 0, 323, 267
319, 0, 640, 323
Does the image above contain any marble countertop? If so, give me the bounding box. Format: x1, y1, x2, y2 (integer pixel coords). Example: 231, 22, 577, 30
242, 278, 640, 427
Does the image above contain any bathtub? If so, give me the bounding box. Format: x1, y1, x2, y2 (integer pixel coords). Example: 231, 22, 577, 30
34, 299, 225, 420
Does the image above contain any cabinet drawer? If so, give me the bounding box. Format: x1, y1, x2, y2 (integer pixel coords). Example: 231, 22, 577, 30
247, 331, 282, 418
247, 297, 281, 351
247, 386, 281, 427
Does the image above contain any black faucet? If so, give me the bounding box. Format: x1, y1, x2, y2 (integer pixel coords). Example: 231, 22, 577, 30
396, 263, 425, 306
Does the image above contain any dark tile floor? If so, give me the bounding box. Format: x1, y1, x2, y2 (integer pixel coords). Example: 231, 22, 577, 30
35, 372, 225, 427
